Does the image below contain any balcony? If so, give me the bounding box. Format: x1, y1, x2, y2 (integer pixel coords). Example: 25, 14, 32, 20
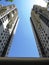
7, 20, 13, 29
0, 7, 7, 16
0, 5, 16, 19
39, 12, 49, 27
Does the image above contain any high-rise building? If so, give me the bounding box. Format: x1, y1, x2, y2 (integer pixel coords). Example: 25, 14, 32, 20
0, 4, 19, 57
30, 5, 49, 57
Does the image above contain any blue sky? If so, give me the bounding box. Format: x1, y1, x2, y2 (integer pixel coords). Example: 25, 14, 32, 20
0, 0, 46, 57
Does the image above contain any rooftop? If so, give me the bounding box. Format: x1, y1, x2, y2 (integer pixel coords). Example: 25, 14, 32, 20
33, 5, 49, 20
0, 4, 16, 19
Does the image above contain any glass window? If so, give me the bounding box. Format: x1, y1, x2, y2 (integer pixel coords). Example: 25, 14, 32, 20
7, 14, 10, 19
0, 40, 2, 42
45, 34, 47, 36
0, 50, 2, 53
0, 19, 2, 26
45, 51, 47, 54
3, 40, 5, 42
47, 48, 49, 51
45, 37, 46, 40
48, 37, 49, 39
46, 40, 48, 43
1, 33, 3, 35
13, 11, 14, 14
44, 31, 45, 33
2, 36, 4, 39
43, 40, 45, 42
3, 30, 4, 32
1, 43, 3, 46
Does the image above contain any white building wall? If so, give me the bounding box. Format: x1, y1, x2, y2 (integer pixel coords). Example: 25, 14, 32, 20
0, 4, 18, 56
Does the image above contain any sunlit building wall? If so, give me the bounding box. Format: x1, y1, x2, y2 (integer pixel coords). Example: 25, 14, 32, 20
0, 4, 19, 57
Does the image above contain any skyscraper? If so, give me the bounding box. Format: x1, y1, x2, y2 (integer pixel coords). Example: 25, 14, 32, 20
0, 4, 19, 57
30, 5, 49, 57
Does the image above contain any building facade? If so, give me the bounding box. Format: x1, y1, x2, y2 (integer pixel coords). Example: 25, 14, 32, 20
30, 5, 49, 57
0, 4, 19, 57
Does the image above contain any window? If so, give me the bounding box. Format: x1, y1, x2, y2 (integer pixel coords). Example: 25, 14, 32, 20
2, 46, 4, 49
43, 40, 45, 42
0, 50, 2, 53
3, 30, 4, 32
5, 37, 6, 38
7, 14, 10, 19
6, 40, 7, 42
43, 34, 44, 36
47, 48, 49, 51
42, 31, 43, 34
41, 40, 42, 41
41, 37, 43, 40
45, 44, 47, 46
13, 11, 14, 14
45, 37, 46, 40
39, 14, 49, 27
48, 37, 49, 39
2, 36, 4, 39
4, 34, 5, 36
0, 40, 2, 42
44, 31, 45, 33
4, 43, 6, 45
1, 33, 3, 35
43, 46, 45, 49
39, 9, 42, 13
3, 40, 5, 42
0, 20, 2, 26
1, 18, 4, 23
41, 28, 43, 31
42, 43, 44, 46
1, 43, 3, 46
45, 34, 47, 36
46, 40, 48, 43
45, 51, 47, 54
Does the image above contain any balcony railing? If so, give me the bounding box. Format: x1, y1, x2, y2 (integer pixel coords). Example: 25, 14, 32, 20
7, 20, 13, 29
0, 6, 16, 19
39, 12, 49, 27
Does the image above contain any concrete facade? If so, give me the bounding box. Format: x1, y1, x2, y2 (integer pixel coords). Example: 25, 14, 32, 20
30, 5, 49, 57
0, 4, 19, 57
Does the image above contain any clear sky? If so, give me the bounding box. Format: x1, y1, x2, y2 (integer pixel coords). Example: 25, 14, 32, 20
0, 0, 46, 57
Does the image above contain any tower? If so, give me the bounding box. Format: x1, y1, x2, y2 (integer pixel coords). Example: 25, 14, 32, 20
30, 5, 49, 57
0, 4, 19, 57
